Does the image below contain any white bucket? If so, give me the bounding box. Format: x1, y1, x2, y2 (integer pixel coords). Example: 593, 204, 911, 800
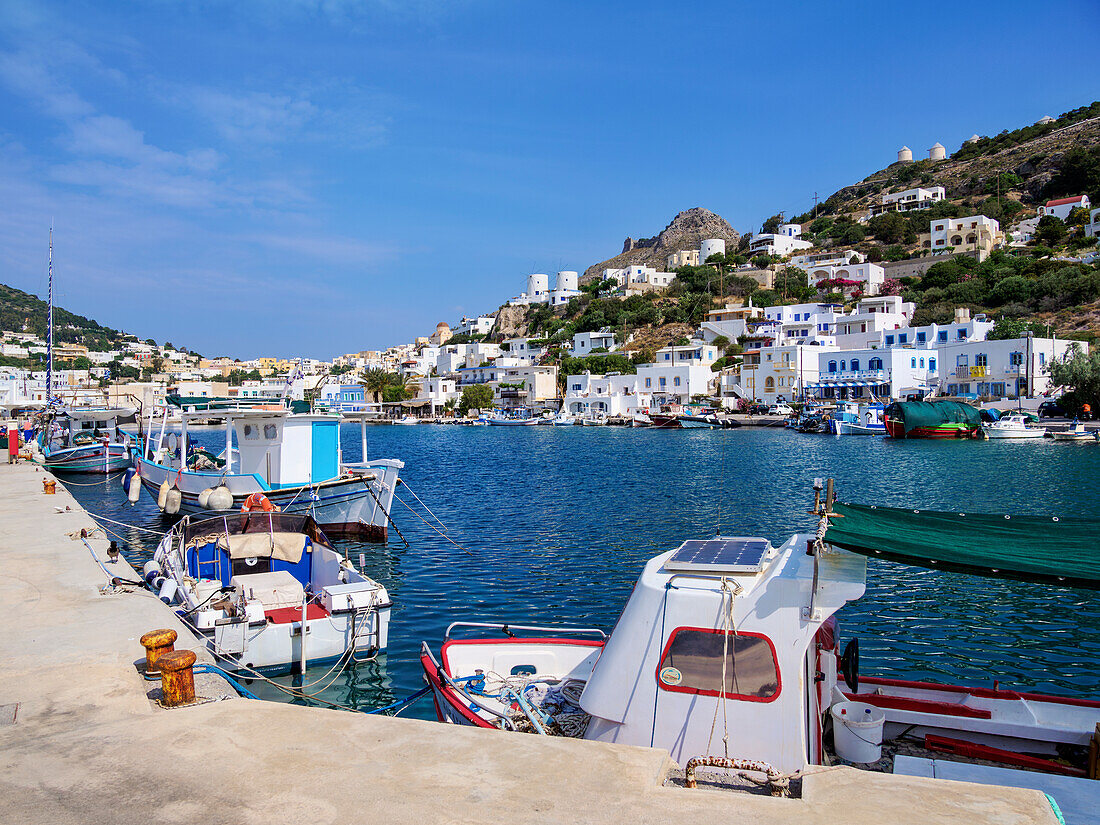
831, 701, 885, 763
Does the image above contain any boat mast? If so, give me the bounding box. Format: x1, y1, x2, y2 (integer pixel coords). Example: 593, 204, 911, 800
47, 226, 54, 410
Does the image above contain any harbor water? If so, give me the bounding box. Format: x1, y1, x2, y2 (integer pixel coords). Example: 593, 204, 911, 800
63, 425, 1100, 719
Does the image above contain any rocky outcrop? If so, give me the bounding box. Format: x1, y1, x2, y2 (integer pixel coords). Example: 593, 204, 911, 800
584, 208, 741, 282
489, 304, 528, 339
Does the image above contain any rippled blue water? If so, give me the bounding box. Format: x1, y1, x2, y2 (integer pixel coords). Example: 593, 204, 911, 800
65, 425, 1100, 718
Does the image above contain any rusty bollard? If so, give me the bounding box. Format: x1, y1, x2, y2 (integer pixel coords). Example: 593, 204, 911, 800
158, 650, 197, 707
140, 628, 178, 672
43, 478, 56, 494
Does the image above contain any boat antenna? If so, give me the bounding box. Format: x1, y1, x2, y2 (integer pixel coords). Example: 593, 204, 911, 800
47, 225, 54, 412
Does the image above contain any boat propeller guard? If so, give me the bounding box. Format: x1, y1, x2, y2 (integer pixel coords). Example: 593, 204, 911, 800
840, 638, 859, 692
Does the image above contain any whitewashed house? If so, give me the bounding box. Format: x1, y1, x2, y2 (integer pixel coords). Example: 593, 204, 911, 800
1038, 195, 1090, 221
810, 346, 938, 402
737, 342, 836, 404
456, 315, 495, 337
764, 303, 843, 345
870, 186, 946, 216
1085, 208, 1100, 239
788, 250, 864, 272
748, 224, 813, 258
563, 372, 651, 416
832, 296, 916, 349
808, 262, 886, 297
699, 303, 764, 344
572, 329, 619, 355
939, 336, 1080, 399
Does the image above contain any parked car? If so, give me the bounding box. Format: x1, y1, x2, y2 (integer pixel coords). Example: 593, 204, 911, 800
746, 403, 769, 415
768, 403, 794, 416
1037, 400, 1068, 419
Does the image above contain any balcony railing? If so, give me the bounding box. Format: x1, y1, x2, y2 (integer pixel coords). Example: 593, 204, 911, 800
822, 369, 887, 381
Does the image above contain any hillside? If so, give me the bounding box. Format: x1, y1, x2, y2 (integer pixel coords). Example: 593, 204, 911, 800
798, 102, 1100, 224
0, 283, 138, 353
581, 207, 741, 282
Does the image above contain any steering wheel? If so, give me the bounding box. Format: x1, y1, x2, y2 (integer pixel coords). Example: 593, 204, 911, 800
840, 638, 859, 692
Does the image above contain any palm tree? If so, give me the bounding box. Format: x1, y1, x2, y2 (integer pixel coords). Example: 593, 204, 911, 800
363, 368, 390, 403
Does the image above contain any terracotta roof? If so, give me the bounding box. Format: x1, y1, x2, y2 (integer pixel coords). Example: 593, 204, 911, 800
1045, 196, 1087, 207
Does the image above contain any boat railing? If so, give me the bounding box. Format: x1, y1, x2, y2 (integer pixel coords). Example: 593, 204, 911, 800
444, 621, 607, 640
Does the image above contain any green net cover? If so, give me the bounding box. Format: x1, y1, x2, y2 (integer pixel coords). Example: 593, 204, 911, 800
883, 401, 982, 434
824, 503, 1100, 590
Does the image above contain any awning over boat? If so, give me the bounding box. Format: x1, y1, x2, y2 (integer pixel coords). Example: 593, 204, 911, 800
824, 502, 1100, 590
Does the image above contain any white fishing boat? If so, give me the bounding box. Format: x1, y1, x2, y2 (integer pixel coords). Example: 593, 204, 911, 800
834, 404, 886, 436
983, 414, 1047, 439
631, 413, 652, 428
487, 413, 538, 426
1050, 420, 1095, 442
135, 408, 402, 539
422, 483, 1100, 805
551, 413, 577, 426
147, 511, 391, 674
393, 415, 420, 425
580, 412, 608, 426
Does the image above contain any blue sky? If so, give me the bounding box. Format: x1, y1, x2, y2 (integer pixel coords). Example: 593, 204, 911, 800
1, 0, 1098, 359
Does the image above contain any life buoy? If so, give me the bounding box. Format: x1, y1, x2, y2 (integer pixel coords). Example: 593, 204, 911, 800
241, 492, 275, 513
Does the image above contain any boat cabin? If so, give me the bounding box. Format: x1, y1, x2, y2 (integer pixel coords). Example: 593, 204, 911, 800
50, 407, 135, 447
579, 536, 865, 772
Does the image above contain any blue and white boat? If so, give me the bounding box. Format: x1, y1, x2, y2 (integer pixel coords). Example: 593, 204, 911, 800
37, 407, 136, 473
833, 403, 886, 436
147, 511, 391, 674
135, 408, 403, 539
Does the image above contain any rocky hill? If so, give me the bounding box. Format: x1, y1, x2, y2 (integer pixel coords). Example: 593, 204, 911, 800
581, 207, 741, 282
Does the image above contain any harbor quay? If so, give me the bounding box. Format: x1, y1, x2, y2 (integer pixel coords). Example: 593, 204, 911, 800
0, 462, 1058, 825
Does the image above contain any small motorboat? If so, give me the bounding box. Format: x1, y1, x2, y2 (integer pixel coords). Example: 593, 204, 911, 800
149, 511, 392, 674
393, 415, 420, 425
833, 404, 886, 436
631, 414, 653, 428
551, 413, 577, 426
1050, 419, 1095, 441
983, 414, 1047, 439
580, 412, 608, 426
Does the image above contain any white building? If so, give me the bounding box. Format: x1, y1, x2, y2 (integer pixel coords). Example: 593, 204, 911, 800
748, 224, 813, 258
737, 343, 836, 404
1038, 195, 1090, 221
764, 303, 843, 345
810, 346, 939, 402
831, 296, 916, 350
502, 337, 546, 366
808, 262, 886, 297
699, 303, 765, 345
1084, 208, 1100, 239
563, 372, 651, 416
870, 186, 946, 216
455, 315, 495, 337
604, 264, 676, 291
572, 330, 618, 355
921, 214, 1004, 258
699, 238, 726, 262
788, 250, 864, 272
939, 336, 1081, 399
415, 375, 460, 412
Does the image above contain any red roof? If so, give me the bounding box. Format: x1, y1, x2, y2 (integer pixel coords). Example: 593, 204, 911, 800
1045, 196, 1087, 207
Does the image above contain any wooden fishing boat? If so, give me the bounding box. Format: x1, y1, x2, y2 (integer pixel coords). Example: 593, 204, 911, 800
884, 400, 982, 439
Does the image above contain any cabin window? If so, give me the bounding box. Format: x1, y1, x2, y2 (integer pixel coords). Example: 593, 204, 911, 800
264, 424, 278, 439
657, 628, 780, 702
242, 424, 259, 440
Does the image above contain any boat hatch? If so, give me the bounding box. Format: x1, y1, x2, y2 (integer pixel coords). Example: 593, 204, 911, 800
662, 537, 774, 575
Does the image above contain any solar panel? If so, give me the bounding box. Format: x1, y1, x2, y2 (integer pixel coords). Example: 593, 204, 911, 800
662, 537, 773, 575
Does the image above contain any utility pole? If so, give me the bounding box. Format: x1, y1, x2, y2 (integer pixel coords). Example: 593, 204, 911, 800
813, 192, 819, 219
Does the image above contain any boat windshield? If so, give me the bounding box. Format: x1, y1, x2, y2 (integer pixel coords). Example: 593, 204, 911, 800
182, 512, 332, 549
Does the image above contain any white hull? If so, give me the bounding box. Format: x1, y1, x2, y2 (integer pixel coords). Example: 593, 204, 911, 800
835, 421, 885, 436
135, 456, 402, 537
985, 429, 1046, 439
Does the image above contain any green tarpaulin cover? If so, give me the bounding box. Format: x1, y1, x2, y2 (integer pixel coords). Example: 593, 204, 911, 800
884, 401, 982, 435
824, 502, 1100, 590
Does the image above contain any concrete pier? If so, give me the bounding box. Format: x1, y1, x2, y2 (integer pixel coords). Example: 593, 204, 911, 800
0, 462, 1057, 824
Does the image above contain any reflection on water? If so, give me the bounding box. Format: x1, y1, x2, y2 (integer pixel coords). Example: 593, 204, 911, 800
65, 425, 1100, 718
